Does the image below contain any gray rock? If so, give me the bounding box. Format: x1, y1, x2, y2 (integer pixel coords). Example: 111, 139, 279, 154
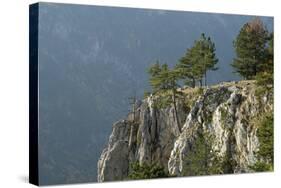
97, 81, 273, 181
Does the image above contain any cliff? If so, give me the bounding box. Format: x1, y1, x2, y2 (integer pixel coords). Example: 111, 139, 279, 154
97, 80, 273, 182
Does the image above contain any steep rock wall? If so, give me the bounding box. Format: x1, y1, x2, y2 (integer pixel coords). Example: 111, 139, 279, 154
97, 81, 273, 182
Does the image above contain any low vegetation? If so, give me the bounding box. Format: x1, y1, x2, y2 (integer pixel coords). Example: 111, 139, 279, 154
182, 132, 231, 176
127, 162, 169, 180
250, 112, 273, 171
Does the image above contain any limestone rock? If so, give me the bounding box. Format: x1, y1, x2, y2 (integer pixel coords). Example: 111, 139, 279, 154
97, 81, 273, 182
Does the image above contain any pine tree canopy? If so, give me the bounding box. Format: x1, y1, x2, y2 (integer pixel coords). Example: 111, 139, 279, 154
232, 17, 270, 79
148, 62, 179, 94
176, 33, 218, 87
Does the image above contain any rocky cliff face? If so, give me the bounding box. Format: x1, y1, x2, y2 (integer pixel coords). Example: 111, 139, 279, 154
97, 81, 273, 182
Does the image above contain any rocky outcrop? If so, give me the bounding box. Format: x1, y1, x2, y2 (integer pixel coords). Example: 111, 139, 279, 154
97, 81, 273, 182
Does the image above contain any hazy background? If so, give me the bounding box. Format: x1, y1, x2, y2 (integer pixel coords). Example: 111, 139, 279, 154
37, 2, 273, 185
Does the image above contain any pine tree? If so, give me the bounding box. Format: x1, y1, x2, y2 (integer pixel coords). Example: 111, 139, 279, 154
249, 112, 273, 172
176, 33, 218, 87
176, 47, 200, 88
201, 34, 219, 86
182, 132, 225, 176
128, 162, 169, 180
147, 60, 162, 81
232, 17, 269, 79
255, 32, 273, 91
147, 62, 181, 132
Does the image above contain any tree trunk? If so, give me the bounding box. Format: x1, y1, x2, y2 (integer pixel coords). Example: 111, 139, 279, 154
192, 78, 195, 88
205, 71, 207, 86
253, 55, 257, 76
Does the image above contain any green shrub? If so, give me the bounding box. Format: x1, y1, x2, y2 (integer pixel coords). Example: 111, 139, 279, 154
250, 112, 273, 171
127, 162, 169, 180
143, 91, 151, 99
182, 132, 226, 176
255, 72, 273, 99
250, 161, 272, 172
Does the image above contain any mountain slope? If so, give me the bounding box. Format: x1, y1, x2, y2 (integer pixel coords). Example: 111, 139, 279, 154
38, 3, 273, 184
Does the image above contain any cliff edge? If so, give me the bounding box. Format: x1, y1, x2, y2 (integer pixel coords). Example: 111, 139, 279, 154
97, 80, 273, 182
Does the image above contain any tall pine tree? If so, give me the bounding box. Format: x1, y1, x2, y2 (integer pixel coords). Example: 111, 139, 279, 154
198, 34, 219, 86
148, 62, 182, 133
232, 17, 269, 79
255, 32, 274, 94
176, 33, 218, 87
